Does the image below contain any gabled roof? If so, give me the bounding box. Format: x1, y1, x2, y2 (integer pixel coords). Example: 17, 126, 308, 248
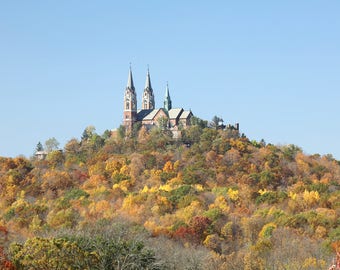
168, 108, 183, 119
143, 108, 166, 121
180, 110, 192, 119
137, 109, 153, 121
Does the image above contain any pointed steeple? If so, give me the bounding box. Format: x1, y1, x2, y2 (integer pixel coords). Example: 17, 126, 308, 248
127, 65, 135, 92
144, 67, 152, 89
142, 67, 155, 110
164, 82, 172, 111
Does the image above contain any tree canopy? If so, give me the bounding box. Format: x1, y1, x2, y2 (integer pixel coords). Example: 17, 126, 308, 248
0, 124, 339, 269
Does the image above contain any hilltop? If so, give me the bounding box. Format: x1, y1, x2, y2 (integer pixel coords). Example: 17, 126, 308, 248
0, 123, 339, 269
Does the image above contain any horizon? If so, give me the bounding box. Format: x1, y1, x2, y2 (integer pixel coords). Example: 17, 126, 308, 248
1, 1, 339, 159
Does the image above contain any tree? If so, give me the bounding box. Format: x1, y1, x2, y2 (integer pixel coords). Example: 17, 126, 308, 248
0, 246, 14, 270
64, 138, 81, 155
190, 116, 208, 128
102, 129, 112, 140
10, 237, 99, 269
209, 116, 224, 130
181, 125, 203, 145
35, 142, 44, 152
10, 233, 162, 270
45, 137, 59, 152
75, 237, 159, 270
81, 125, 96, 141
46, 150, 65, 168
189, 216, 212, 242
117, 125, 126, 139
157, 117, 168, 130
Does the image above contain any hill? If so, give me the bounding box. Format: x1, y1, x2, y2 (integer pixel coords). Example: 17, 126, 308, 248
0, 124, 339, 269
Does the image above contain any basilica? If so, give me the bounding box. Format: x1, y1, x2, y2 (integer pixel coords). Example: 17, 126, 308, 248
123, 67, 193, 134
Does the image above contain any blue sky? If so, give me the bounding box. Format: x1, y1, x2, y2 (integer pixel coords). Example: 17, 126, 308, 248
0, 1, 339, 159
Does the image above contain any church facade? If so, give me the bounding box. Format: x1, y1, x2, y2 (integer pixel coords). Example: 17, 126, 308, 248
123, 67, 193, 134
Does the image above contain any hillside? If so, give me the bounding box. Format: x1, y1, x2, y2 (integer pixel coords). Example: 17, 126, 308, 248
0, 124, 339, 269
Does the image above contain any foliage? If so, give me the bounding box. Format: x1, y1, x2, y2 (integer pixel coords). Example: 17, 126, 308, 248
10, 237, 99, 269
44, 137, 60, 152
0, 126, 338, 268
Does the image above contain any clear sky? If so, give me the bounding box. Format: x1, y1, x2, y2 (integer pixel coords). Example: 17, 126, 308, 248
0, 1, 339, 159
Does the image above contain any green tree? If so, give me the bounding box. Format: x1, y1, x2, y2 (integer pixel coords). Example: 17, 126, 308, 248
190, 116, 208, 128
117, 125, 126, 139
157, 117, 168, 130
73, 236, 160, 270
35, 141, 44, 152
181, 125, 203, 145
102, 129, 112, 140
45, 137, 60, 152
81, 125, 96, 141
10, 237, 99, 270
10, 233, 161, 270
209, 116, 224, 130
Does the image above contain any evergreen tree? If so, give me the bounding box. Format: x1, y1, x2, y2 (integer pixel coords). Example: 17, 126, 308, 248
36, 142, 44, 152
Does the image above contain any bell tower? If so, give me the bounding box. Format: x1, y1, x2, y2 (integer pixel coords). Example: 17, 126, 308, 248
123, 66, 137, 130
142, 68, 155, 110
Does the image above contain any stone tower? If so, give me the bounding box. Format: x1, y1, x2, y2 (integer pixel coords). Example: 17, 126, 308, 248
123, 67, 137, 130
142, 69, 155, 110
164, 82, 172, 111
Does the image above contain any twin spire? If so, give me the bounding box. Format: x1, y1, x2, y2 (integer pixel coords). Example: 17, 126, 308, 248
145, 68, 152, 90
125, 66, 172, 111
142, 68, 155, 110
126, 66, 135, 93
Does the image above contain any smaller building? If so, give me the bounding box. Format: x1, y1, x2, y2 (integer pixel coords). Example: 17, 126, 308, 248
35, 151, 48, 160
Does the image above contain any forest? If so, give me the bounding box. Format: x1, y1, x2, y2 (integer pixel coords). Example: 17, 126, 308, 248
0, 120, 339, 269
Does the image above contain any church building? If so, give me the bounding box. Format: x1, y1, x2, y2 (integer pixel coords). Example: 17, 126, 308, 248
123, 67, 193, 134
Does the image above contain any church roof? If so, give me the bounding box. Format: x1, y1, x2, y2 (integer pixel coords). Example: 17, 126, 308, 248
180, 110, 192, 119
143, 109, 163, 120
137, 109, 153, 121
137, 108, 169, 121
168, 108, 183, 119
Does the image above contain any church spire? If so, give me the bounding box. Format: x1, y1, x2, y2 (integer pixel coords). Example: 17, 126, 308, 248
145, 67, 152, 89
164, 82, 172, 111
127, 64, 135, 91
123, 65, 137, 130
142, 67, 155, 110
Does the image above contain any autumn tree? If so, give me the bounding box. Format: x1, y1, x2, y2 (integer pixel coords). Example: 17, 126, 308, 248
0, 246, 14, 270
46, 150, 64, 168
